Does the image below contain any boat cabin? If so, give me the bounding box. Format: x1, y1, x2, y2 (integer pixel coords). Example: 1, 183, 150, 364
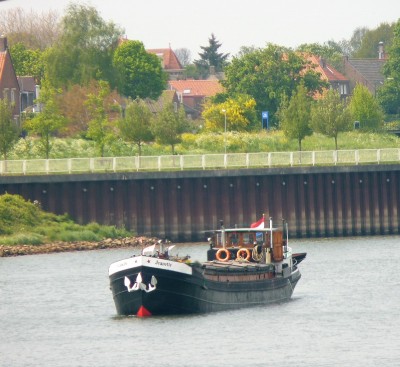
208, 226, 287, 263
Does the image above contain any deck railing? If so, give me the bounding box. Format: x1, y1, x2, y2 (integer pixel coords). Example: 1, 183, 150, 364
1, 148, 400, 175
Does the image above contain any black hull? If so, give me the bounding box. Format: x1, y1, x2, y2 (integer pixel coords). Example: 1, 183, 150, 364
109, 256, 301, 316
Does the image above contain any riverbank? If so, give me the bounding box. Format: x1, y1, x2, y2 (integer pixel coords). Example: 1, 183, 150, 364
0, 236, 161, 257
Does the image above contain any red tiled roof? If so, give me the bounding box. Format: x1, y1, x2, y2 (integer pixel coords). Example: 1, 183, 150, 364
147, 48, 183, 70
305, 54, 348, 82
168, 80, 224, 97
0, 52, 6, 80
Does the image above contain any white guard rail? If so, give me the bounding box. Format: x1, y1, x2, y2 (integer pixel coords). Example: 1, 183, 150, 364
0, 148, 399, 175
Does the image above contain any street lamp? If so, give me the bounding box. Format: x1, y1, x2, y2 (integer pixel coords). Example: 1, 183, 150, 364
221, 109, 227, 154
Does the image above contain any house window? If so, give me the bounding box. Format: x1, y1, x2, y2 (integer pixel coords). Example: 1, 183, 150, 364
3, 88, 9, 99
11, 88, 16, 103
340, 84, 347, 95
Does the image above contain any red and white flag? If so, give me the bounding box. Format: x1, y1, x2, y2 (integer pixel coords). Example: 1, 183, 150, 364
251, 217, 264, 229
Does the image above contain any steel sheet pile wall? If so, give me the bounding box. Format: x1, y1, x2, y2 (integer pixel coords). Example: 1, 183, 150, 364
1, 165, 399, 241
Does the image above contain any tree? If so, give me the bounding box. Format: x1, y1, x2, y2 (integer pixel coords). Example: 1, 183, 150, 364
377, 19, 400, 115
311, 89, 352, 150
340, 27, 369, 57
296, 41, 344, 72
9, 43, 44, 81
202, 95, 257, 132
0, 7, 60, 50
44, 4, 123, 88
279, 82, 313, 151
151, 102, 188, 154
0, 98, 20, 160
23, 79, 66, 158
118, 99, 154, 156
174, 48, 192, 67
353, 22, 395, 58
194, 33, 229, 78
59, 81, 123, 137
85, 80, 116, 157
113, 40, 167, 100
349, 84, 384, 131
223, 43, 328, 126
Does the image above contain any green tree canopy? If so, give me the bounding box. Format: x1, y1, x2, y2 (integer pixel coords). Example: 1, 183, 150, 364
353, 22, 395, 58
23, 79, 66, 158
113, 40, 167, 100
311, 89, 352, 150
377, 19, 400, 115
194, 33, 229, 78
279, 82, 313, 151
0, 98, 20, 160
118, 99, 154, 156
222, 43, 328, 126
85, 80, 116, 157
151, 102, 188, 154
349, 84, 384, 131
9, 43, 44, 81
296, 41, 344, 72
44, 4, 123, 88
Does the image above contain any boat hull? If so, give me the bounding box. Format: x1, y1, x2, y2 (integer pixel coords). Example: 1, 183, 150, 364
109, 256, 301, 316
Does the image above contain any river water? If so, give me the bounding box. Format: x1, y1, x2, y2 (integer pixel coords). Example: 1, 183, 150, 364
1, 236, 400, 367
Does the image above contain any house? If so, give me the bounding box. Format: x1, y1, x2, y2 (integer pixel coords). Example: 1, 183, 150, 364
146, 48, 184, 80
18, 76, 37, 112
168, 79, 225, 119
145, 89, 181, 114
343, 42, 387, 96
305, 54, 350, 99
0, 35, 20, 121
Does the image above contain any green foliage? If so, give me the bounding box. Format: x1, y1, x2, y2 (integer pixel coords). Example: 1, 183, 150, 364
43, 4, 123, 88
23, 79, 67, 158
353, 22, 395, 58
378, 19, 400, 115
85, 80, 116, 157
349, 84, 384, 131
113, 40, 167, 100
0, 193, 43, 235
9, 43, 44, 81
296, 41, 344, 72
194, 33, 229, 78
311, 89, 352, 149
222, 44, 328, 126
151, 102, 189, 154
118, 99, 154, 156
279, 82, 313, 151
0, 98, 20, 160
0, 193, 131, 245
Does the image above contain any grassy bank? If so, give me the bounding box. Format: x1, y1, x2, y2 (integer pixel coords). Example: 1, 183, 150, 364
0, 193, 132, 246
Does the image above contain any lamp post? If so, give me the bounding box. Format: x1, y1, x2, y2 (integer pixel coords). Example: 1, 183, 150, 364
221, 109, 227, 154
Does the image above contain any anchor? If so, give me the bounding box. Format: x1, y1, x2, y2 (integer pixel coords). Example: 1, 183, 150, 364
124, 273, 157, 293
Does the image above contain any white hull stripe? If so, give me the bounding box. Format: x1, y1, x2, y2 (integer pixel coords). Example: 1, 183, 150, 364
109, 256, 193, 276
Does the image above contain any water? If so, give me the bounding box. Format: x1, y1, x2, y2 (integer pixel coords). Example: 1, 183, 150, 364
1, 236, 400, 367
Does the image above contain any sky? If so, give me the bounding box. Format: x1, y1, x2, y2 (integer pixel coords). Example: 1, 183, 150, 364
1, 0, 399, 59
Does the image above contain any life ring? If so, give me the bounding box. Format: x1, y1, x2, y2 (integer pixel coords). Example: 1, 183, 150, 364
236, 248, 251, 261
216, 248, 231, 262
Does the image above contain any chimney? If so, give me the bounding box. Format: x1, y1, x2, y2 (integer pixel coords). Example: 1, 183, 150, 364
0, 35, 7, 52
378, 41, 385, 59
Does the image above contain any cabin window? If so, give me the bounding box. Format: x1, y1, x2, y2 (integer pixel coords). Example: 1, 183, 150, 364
3, 88, 9, 99
11, 88, 15, 103
243, 233, 256, 245
228, 233, 239, 246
